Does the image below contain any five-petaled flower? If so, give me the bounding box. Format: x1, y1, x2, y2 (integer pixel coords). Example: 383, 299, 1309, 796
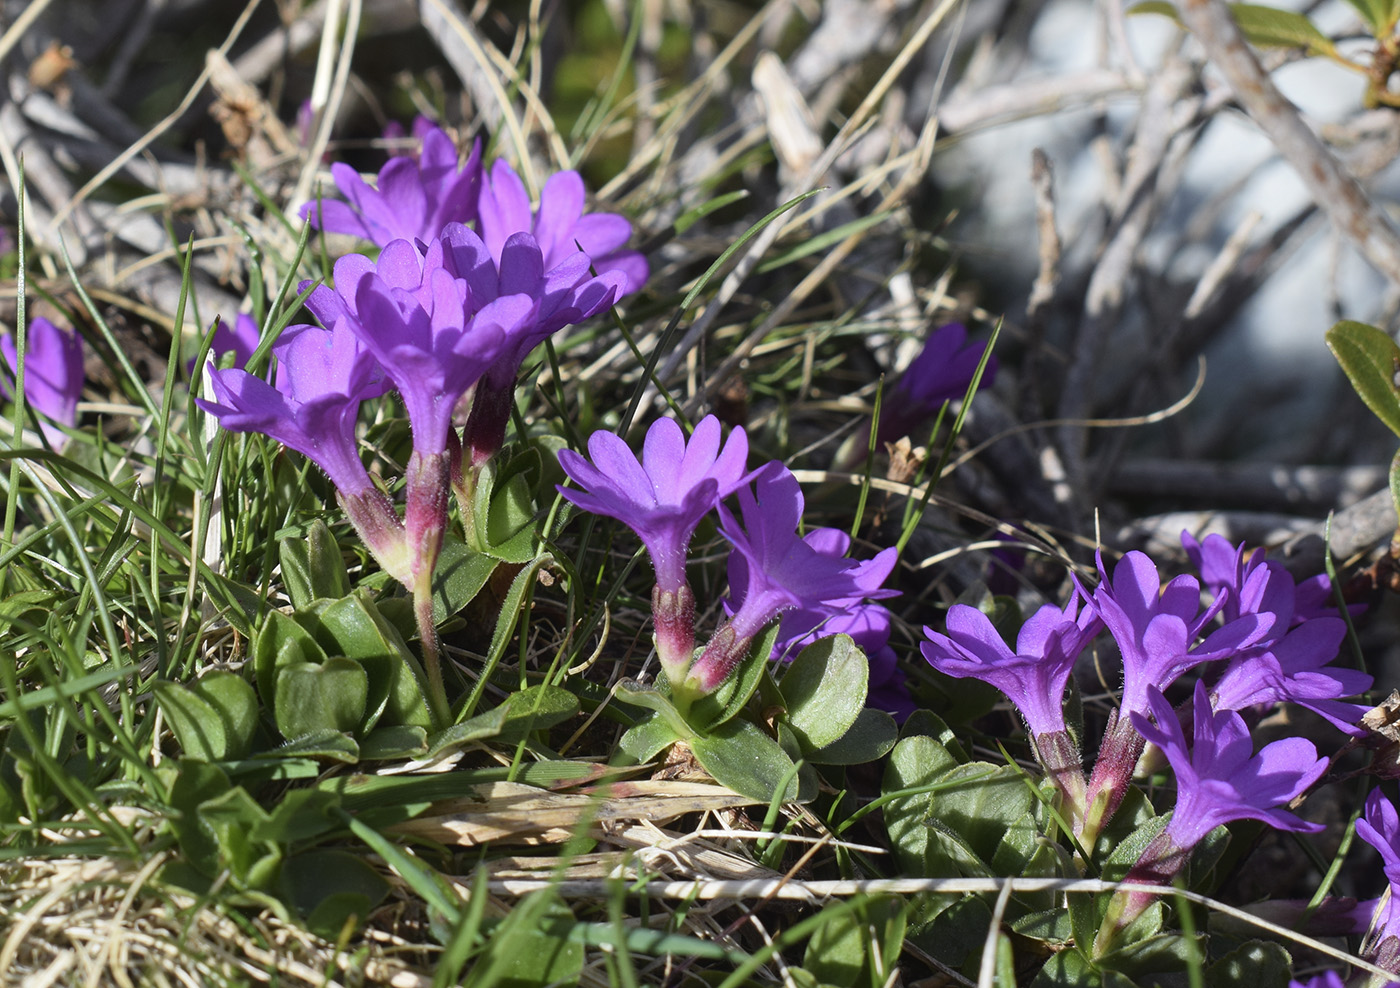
682, 463, 896, 695
922, 592, 1100, 827
1096, 681, 1326, 952
557, 414, 750, 684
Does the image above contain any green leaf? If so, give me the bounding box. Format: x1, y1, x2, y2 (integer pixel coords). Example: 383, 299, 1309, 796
280, 849, 389, 939
306, 519, 352, 600
803, 896, 906, 988
196, 785, 278, 887
313, 591, 414, 663
1327, 320, 1400, 438
617, 712, 682, 764
1229, 3, 1337, 55
273, 658, 369, 738
1390, 449, 1400, 530
201, 573, 261, 637
930, 762, 1036, 865
163, 760, 234, 875
1012, 908, 1074, 947
279, 533, 316, 612
253, 609, 328, 707
250, 788, 341, 843
462, 891, 583, 988
689, 717, 804, 802
264, 729, 361, 763
882, 735, 961, 876
425, 706, 510, 759
1098, 931, 1203, 978
493, 685, 579, 742
780, 634, 868, 751
774, 723, 820, 804
154, 672, 258, 762
1339, 0, 1399, 35
486, 472, 537, 563
1029, 948, 1101, 988
358, 725, 429, 760
1205, 940, 1292, 988
613, 679, 695, 741
310, 591, 431, 731
808, 706, 897, 765
1129, 0, 1337, 55
432, 537, 498, 622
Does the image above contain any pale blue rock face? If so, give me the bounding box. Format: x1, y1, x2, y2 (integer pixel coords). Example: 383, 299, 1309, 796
927, 0, 1396, 462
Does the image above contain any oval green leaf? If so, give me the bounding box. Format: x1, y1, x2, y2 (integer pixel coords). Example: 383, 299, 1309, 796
780, 634, 868, 751
274, 658, 369, 738
1327, 320, 1400, 438
689, 717, 803, 803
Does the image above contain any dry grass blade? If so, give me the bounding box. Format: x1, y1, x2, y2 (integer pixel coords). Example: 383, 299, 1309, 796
387, 780, 762, 846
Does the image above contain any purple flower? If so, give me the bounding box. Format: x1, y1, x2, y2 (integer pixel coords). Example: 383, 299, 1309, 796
196, 319, 380, 496
682, 464, 897, 694
734, 527, 898, 658
1182, 530, 1357, 626
1089, 550, 1273, 721
196, 318, 410, 583
1211, 616, 1372, 735
1356, 789, 1400, 960
1097, 681, 1325, 951
718, 465, 897, 642
557, 415, 750, 592
1182, 532, 1298, 628
300, 123, 482, 247
557, 414, 750, 685
1, 316, 84, 449
877, 323, 996, 443
922, 595, 1100, 739
477, 159, 648, 296
1133, 681, 1326, 849
440, 221, 626, 466
336, 237, 532, 457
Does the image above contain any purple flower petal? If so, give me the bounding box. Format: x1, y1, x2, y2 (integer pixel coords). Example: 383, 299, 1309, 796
556, 415, 750, 591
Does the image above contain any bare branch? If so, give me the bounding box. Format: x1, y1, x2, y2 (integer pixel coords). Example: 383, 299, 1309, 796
1177, 0, 1400, 285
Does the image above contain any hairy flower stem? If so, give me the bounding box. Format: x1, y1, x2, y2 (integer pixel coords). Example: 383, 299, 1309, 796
462, 374, 515, 470
1033, 729, 1088, 836
683, 623, 751, 697
1093, 829, 1189, 956
336, 486, 412, 585
651, 583, 696, 688
406, 449, 451, 727
1080, 711, 1146, 848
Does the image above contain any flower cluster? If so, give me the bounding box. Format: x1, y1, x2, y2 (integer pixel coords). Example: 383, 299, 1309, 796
921, 532, 1368, 906
557, 415, 900, 711
198, 120, 647, 723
